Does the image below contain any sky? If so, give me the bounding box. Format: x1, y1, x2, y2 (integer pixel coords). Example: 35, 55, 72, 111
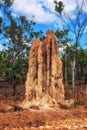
12, 0, 87, 24
0, 0, 87, 50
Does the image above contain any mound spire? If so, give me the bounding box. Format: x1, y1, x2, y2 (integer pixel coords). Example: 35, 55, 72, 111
22, 30, 64, 108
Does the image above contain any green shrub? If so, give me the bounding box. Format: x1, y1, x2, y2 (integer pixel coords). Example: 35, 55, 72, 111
59, 103, 68, 109
13, 96, 20, 101
73, 101, 85, 107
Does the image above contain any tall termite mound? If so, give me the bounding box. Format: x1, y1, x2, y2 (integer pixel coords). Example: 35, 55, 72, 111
22, 30, 64, 108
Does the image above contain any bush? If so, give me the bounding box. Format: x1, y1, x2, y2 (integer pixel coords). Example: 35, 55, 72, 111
73, 101, 85, 107
59, 103, 68, 109
13, 96, 20, 101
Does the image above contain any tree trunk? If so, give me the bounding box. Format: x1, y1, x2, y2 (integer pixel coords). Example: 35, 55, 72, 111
65, 54, 67, 84
13, 75, 16, 96
13, 83, 16, 96
71, 56, 76, 91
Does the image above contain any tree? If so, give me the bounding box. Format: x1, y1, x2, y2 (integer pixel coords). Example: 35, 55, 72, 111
54, 0, 87, 89
61, 45, 87, 86
54, 1, 64, 15
55, 29, 71, 83
76, 48, 87, 83
0, 0, 44, 96
0, 50, 9, 79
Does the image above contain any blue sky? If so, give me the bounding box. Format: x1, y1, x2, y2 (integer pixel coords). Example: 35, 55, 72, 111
12, 0, 87, 23
0, 0, 87, 50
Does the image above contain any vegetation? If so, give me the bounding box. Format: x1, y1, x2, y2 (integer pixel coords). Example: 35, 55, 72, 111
59, 103, 68, 109
0, 0, 43, 95
0, 0, 87, 97
54, 0, 87, 88
0, 1, 87, 129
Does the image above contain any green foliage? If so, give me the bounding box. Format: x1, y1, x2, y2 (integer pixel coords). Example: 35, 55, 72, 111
54, 1, 64, 14
0, 0, 44, 85
76, 48, 87, 82
61, 47, 87, 84
55, 29, 72, 83
55, 29, 71, 46
54, 0, 87, 87
13, 96, 20, 101
59, 103, 68, 109
62, 53, 72, 83
2, 0, 14, 6
73, 101, 85, 107
0, 17, 2, 24
55, 27, 87, 85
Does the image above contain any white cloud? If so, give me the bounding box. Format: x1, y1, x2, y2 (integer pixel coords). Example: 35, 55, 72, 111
11, 12, 18, 18
0, 44, 4, 51
0, 10, 2, 17
56, 0, 87, 13
61, 0, 76, 14
12, 0, 57, 23
12, 0, 87, 24
58, 47, 64, 53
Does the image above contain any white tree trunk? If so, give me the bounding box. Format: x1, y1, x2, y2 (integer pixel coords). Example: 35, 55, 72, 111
71, 56, 76, 90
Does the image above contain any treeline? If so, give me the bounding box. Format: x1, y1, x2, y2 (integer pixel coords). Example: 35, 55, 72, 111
62, 47, 87, 84
0, 0, 44, 95
0, 0, 87, 91
0, 0, 43, 81
0, 45, 87, 84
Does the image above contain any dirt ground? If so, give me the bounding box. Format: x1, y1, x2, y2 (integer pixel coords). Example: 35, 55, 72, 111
0, 83, 87, 130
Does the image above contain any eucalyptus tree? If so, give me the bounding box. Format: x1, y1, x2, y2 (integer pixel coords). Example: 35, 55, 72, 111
0, 0, 43, 95
55, 29, 71, 84
54, 0, 87, 89
76, 48, 87, 83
